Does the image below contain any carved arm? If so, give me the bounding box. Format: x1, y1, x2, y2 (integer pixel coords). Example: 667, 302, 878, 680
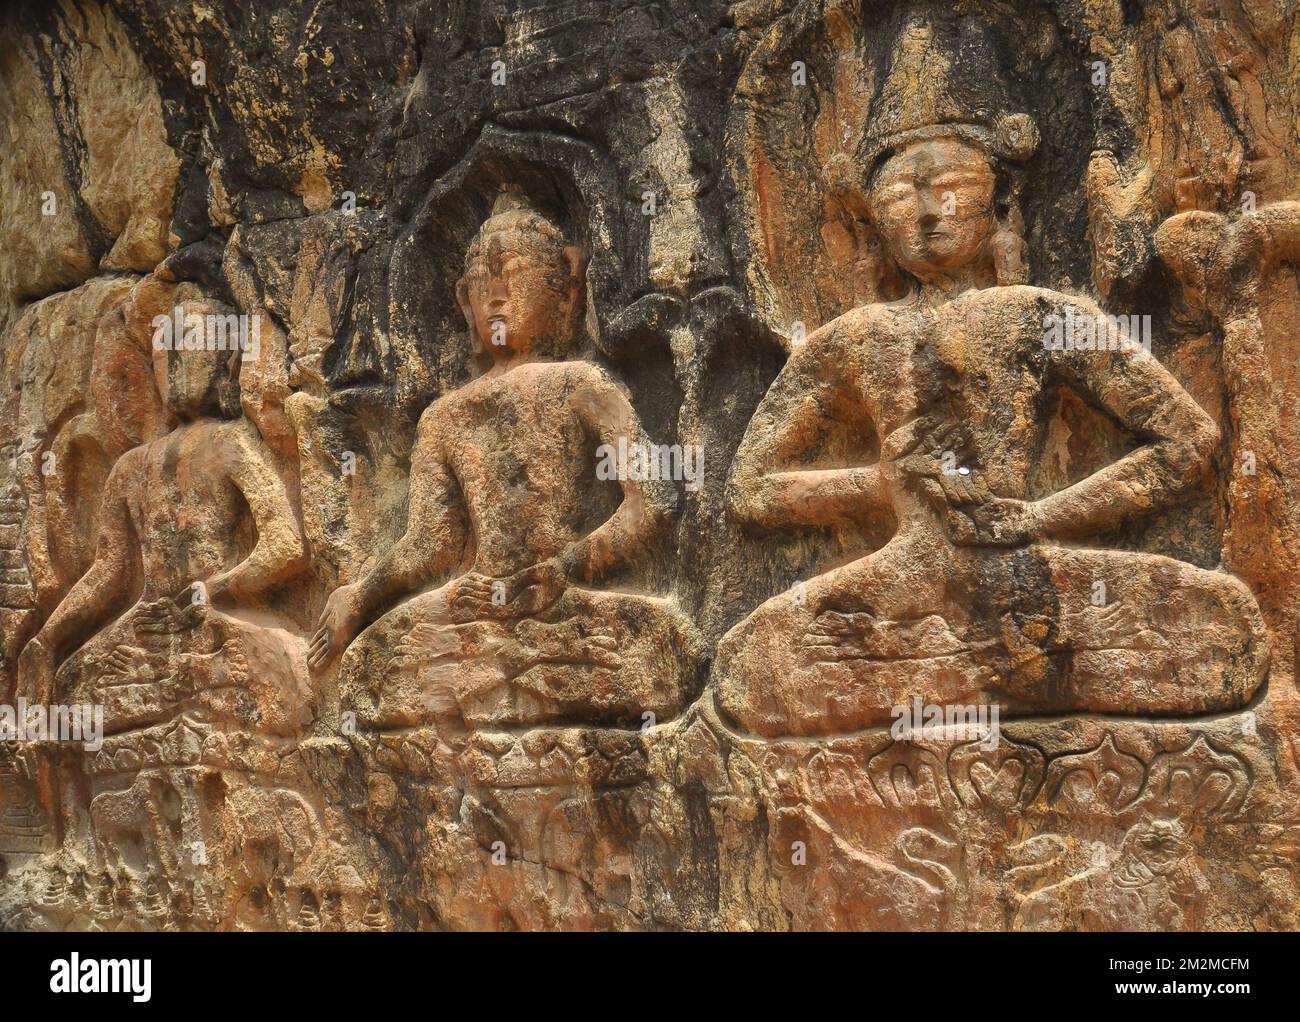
727, 320, 887, 531
1036, 295, 1219, 540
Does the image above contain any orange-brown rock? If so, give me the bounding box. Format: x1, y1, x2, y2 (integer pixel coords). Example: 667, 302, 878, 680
0, 0, 1297, 933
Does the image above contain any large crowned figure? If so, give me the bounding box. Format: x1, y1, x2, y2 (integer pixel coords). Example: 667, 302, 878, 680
714, 14, 1268, 737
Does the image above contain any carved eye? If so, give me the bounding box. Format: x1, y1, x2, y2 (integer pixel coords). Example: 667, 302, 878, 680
876, 182, 916, 206
931, 173, 983, 192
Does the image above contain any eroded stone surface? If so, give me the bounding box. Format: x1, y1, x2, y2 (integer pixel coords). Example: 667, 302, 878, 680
0, 0, 1298, 931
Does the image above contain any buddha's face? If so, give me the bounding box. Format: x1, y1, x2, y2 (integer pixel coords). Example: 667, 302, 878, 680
152, 302, 227, 421
459, 215, 573, 358
868, 138, 998, 279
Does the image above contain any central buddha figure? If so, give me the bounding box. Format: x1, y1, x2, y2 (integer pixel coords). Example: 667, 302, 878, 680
714, 17, 1268, 737
312, 193, 700, 733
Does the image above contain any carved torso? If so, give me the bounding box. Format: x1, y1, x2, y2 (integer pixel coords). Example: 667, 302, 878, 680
428, 360, 615, 578
118, 419, 255, 600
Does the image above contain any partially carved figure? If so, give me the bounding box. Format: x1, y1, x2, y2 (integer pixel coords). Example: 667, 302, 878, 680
16, 300, 311, 736
1156, 201, 1300, 656
313, 194, 699, 733
715, 22, 1268, 737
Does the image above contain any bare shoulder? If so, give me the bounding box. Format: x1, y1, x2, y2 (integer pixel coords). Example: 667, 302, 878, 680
558, 358, 619, 394
204, 418, 274, 477
106, 442, 149, 488
416, 388, 462, 433
969, 284, 1104, 318
211, 416, 268, 453
784, 302, 904, 377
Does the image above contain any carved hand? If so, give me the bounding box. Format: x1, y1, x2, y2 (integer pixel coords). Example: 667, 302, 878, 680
888, 414, 978, 493
309, 583, 364, 670
507, 558, 569, 615
448, 558, 567, 623
944, 495, 1037, 547
886, 416, 1039, 546
134, 596, 208, 637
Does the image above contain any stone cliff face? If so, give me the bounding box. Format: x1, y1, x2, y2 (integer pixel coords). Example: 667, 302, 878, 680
0, 0, 1298, 931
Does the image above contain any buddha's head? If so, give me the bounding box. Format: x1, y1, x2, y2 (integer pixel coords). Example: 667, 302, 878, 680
844, 14, 1038, 298
456, 192, 586, 364
151, 300, 241, 423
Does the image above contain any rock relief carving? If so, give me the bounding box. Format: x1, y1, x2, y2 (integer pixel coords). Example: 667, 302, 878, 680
314, 192, 702, 743
713, 14, 1269, 738
1, 0, 1295, 933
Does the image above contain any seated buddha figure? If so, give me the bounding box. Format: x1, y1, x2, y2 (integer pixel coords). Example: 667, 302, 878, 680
714, 51, 1267, 737
310, 194, 700, 733
17, 300, 312, 738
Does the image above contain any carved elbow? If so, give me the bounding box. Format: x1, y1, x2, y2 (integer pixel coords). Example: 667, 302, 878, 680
726, 472, 774, 531
288, 535, 312, 578
1166, 412, 1221, 488
724, 473, 753, 526
271, 527, 311, 582
287, 542, 311, 579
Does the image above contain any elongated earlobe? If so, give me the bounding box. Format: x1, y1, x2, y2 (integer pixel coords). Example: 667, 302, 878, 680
561, 244, 588, 337
991, 225, 1029, 285
218, 347, 243, 419
563, 245, 586, 298
456, 276, 483, 357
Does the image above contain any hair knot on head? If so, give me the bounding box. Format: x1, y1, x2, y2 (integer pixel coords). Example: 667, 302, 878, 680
455, 185, 588, 364
490, 186, 537, 218
464, 188, 568, 269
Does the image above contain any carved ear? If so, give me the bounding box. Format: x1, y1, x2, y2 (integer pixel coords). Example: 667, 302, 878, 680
217, 346, 243, 419
560, 244, 588, 336
455, 275, 483, 357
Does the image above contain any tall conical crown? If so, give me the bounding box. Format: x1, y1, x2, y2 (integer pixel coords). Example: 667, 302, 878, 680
855, 13, 1038, 181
